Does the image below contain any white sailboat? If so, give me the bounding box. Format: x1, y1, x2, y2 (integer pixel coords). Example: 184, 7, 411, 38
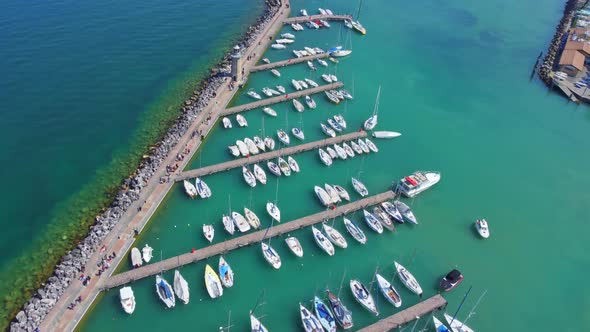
350, 141, 362, 154
253, 136, 266, 151
130, 247, 142, 268
342, 143, 355, 158
263, 107, 278, 117
323, 223, 348, 248
251, 314, 270, 332
204, 264, 224, 298
357, 138, 370, 153
333, 144, 347, 159
375, 273, 402, 307
321, 74, 333, 83
292, 79, 303, 91
264, 136, 276, 150
276, 85, 286, 94
287, 156, 300, 173
232, 211, 251, 233
314, 186, 332, 207
363, 209, 384, 234
318, 148, 333, 166
364, 86, 381, 130
343, 217, 367, 244
277, 129, 290, 145
195, 177, 212, 198
321, 123, 336, 138
277, 157, 291, 176
142, 244, 153, 263
155, 275, 175, 308
305, 78, 319, 87
203, 224, 214, 242
365, 138, 379, 152
244, 137, 260, 155
326, 147, 337, 159
292, 127, 305, 140
305, 95, 317, 109
312, 226, 335, 256
351, 177, 369, 197
261, 242, 282, 269
293, 98, 305, 112
218, 256, 234, 288
244, 207, 261, 229
228, 145, 240, 157
173, 270, 190, 304
236, 114, 248, 127
444, 313, 474, 332
285, 236, 304, 257
236, 140, 249, 156
267, 161, 281, 176
350, 279, 378, 316
372, 131, 401, 139
242, 166, 257, 187
222, 214, 235, 235
394, 261, 423, 296
333, 185, 350, 201
253, 164, 267, 185
324, 184, 341, 204
300, 303, 324, 332
266, 202, 281, 222
271, 69, 281, 77
119, 286, 136, 314
183, 180, 198, 198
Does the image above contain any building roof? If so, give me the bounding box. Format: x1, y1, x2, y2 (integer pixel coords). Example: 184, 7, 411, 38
564, 39, 590, 57
559, 50, 586, 71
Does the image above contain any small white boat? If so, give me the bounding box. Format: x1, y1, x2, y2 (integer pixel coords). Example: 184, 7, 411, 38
317, 58, 328, 67
203, 224, 214, 242
381, 201, 404, 223
183, 180, 198, 199
236, 114, 248, 127
304, 95, 317, 109
363, 209, 384, 234
342, 143, 355, 158
285, 236, 304, 257
325, 91, 340, 104
244, 207, 261, 229
332, 185, 350, 201
321, 74, 333, 83
265, 87, 281, 96
344, 20, 353, 29
287, 156, 300, 173
218, 256, 234, 288
305, 78, 319, 87
326, 289, 353, 330
276, 38, 295, 44
318, 8, 327, 15
228, 145, 240, 157
475, 219, 490, 238
236, 140, 249, 156
271, 43, 286, 49
292, 79, 303, 91
262, 58, 270, 64
350, 279, 378, 316
324, 184, 341, 204
281, 33, 295, 39
263, 107, 277, 117
314, 186, 332, 206
333, 115, 347, 129
266, 202, 281, 222
323, 223, 348, 248
261, 242, 281, 269
277, 157, 291, 176
264, 137, 276, 150
327, 118, 343, 132
331, 49, 352, 57
326, 9, 333, 15
352, 177, 368, 197
394, 261, 423, 296
276, 85, 286, 94
195, 177, 212, 198
374, 206, 394, 231
119, 286, 136, 314
434, 316, 451, 332
357, 139, 370, 153
204, 264, 223, 299
242, 166, 257, 187
312, 226, 335, 256
270, 69, 281, 77
292, 127, 305, 140
329, 74, 338, 82
318, 148, 333, 166
300, 9, 308, 16
444, 313, 474, 332
375, 273, 402, 307
277, 129, 290, 145
329, 57, 339, 63
261, 87, 274, 97
251, 315, 269, 332
320, 20, 331, 28
130, 247, 142, 268
173, 270, 190, 304
244, 137, 260, 155
142, 244, 153, 263
155, 275, 175, 308
339, 90, 353, 100
253, 164, 267, 185
343, 217, 367, 244
307, 21, 320, 29
304, 47, 317, 55
350, 141, 363, 154
321, 123, 336, 138
267, 161, 281, 176
373, 131, 401, 139
247, 90, 262, 99
222, 117, 232, 129
333, 144, 347, 159
222, 214, 235, 235
326, 147, 337, 159
394, 200, 418, 224
253, 136, 266, 152
307, 61, 317, 71
331, 90, 344, 100
300, 303, 323, 332
300, 79, 310, 88
365, 138, 379, 153
232, 211, 251, 233
364, 114, 378, 131
293, 99, 305, 112
314, 296, 337, 332
351, 20, 367, 34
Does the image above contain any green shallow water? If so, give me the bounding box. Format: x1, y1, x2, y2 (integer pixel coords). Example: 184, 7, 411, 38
81, 0, 590, 331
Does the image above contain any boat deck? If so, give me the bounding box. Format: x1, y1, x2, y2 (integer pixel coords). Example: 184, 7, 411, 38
250, 53, 329, 72
283, 14, 352, 24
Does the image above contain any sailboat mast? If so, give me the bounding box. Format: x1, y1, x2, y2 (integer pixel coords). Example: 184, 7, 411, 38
449, 285, 473, 326
463, 289, 488, 325
356, 0, 363, 21
337, 269, 347, 298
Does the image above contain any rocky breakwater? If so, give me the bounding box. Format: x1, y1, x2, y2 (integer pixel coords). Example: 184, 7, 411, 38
9, 1, 282, 332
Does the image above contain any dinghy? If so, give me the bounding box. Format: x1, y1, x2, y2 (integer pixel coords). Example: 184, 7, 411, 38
277, 157, 291, 176
222, 214, 235, 235
394, 261, 423, 296
314, 186, 332, 207
300, 303, 323, 332
232, 211, 251, 233
318, 148, 333, 166
119, 286, 136, 314
352, 177, 369, 197
251, 315, 269, 332
183, 180, 198, 198
244, 207, 261, 229
228, 145, 240, 157
323, 223, 348, 248
314, 296, 337, 332
244, 137, 259, 155
263, 107, 277, 117
305, 78, 319, 87
236, 140, 249, 156
264, 136, 276, 150
287, 156, 300, 173
343, 217, 367, 244
266, 202, 281, 222
372, 131, 401, 139
142, 244, 153, 263
475, 219, 490, 238
293, 99, 305, 112
285, 236, 304, 257
317, 58, 328, 67
222, 117, 232, 129
242, 166, 257, 187
292, 127, 305, 140
261, 242, 281, 269
236, 114, 248, 127
350, 279, 378, 316
375, 273, 402, 307
394, 200, 418, 224
324, 184, 341, 204
218, 256, 234, 288
373, 206, 395, 231
277, 129, 290, 145
130, 247, 142, 268
203, 224, 214, 242
204, 264, 223, 298
444, 313, 474, 332
195, 177, 212, 198
333, 185, 350, 201
253, 164, 267, 185
327, 290, 353, 329
267, 161, 281, 176
155, 275, 175, 308
173, 270, 190, 304
381, 201, 404, 223
312, 226, 335, 256
271, 69, 281, 77
321, 123, 336, 138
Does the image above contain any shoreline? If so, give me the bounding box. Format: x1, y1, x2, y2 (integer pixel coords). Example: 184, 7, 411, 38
9, 1, 287, 331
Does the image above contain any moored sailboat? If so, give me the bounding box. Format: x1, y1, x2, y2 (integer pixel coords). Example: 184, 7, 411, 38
312, 226, 335, 256
204, 264, 224, 299
343, 217, 367, 244
244, 207, 261, 229
323, 223, 348, 248
155, 275, 175, 308
314, 296, 337, 332
173, 270, 190, 304
285, 236, 304, 257
350, 279, 378, 315
375, 273, 401, 307
327, 289, 353, 329
218, 256, 234, 288
261, 242, 281, 269
394, 261, 423, 296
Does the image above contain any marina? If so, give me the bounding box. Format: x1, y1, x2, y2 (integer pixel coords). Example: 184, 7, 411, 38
283, 14, 353, 24
250, 53, 329, 72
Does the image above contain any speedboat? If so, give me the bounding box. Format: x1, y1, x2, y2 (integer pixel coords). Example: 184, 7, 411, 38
307, 61, 317, 71
236, 140, 249, 156
350, 279, 378, 316
292, 127, 305, 140
277, 129, 290, 145
195, 177, 212, 198
263, 107, 277, 117
317, 58, 328, 67
305, 78, 319, 87
300, 303, 323, 332
244, 137, 260, 155
352, 177, 369, 197
394, 200, 417, 224
222, 117, 232, 129
277, 157, 291, 176
372, 131, 401, 139
142, 244, 153, 263
304, 47, 316, 55
327, 290, 353, 330
326, 147, 337, 159
314, 296, 337, 332
266, 202, 281, 222
253, 136, 266, 152
381, 202, 404, 223
264, 137, 275, 150
350, 141, 363, 154
183, 180, 198, 199
394, 261, 423, 296
232, 211, 251, 233
267, 161, 281, 176
288, 156, 300, 173
321, 74, 333, 83
323, 223, 348, 248
357, 139, 370, 153
321, 123, 336, 138
342, 143, 355, 158
261, 242, 281, 269
285, 236, 304, 257
325, 91, 340, 104
242, 166, 257, 187
339, 90, 353, 100
236, 114, 248, 127
333, 185, 350, 201
364, 138, 378, 152
318, 148, 333, 166
333, 115, 347, 129
271, 43, 286, 49
293, 99, 305, 112
155, 275, 175, 308
444, 313, 474, 332
305, 95, 317, 109
434, 317, 451, 332
173, 270, 190, 304
244, 207, 261, 229
300, 9, 308, 16
375, 273, 402, 308
281, 33, 295, 39
440, 269, 464, 292
203, 224, 214, 242
204, 264, 223, 298
475, 219, 490, 238
271, 69, 281, 77
130, 247, 142, 268
327, 118, 343, 132
314, 186, 332, 207
276, 85, 286, 93
343, 217, 367, 244
253, 164, 267, 185
119, 286, 136, 314
364, 114, 378, 130
363, 209, 384, 234
324, 184, 341, 204
292, 79, 303, 90
218, 256, 234, 288
251, 315, 269, 332
373, 206, 395, 231
247, 89, 262, 99
312, 226, 335, 256
222, 214, 235, 235
228, 145, 240, 157
351, 20, 367, 34
397, 171, 441, 198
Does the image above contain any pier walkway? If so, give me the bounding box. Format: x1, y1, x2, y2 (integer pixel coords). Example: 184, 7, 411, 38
104, 190, 396, 289
175, 131, 367, 181
357, 295, 448, 331
284, 14, 352, 24
251, 53, 329, 72
222, 82, 344, 115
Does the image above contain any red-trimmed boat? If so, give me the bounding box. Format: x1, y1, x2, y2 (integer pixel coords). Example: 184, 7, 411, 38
439, 269, 464, 292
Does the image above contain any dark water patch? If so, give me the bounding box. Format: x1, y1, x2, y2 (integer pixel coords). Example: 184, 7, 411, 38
479, 30, 503, 45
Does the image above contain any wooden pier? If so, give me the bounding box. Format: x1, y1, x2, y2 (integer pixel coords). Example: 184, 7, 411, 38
284, 14, 352, 24
175, 131, 368, 181
357, 295, 448, 332
104, 190, 396, 289
250, 53, 329, 72
221, 82, 344, 115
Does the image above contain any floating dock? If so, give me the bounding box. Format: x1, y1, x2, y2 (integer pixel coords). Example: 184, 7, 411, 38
175, 131, 367, 181
104, 190, 396, 289
250, 53, 329, 72
283, 14, 352, 24
357, 295, 448, 332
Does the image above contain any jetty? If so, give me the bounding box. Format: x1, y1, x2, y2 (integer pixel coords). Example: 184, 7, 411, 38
356, 295, 448, 331
175, 131, 367, 181
284, 14, 352, 24
104, 190, 396, 289
250, 53, 329, 72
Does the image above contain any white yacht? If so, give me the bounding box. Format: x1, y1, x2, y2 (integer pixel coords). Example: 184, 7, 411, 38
288, 156, 300, 173
251, 315, 269, 332
266, 202, 281, 222
228, 145, 240, 157
292, 79, 303, 90
244, 207, 261, 229
363, 209, 384, 234
271, 69, 281, 77
293, 98, 305, 112
204, 264, 223, 299
281, 33, 295, 39
119, 286, 136, 314
321, 123, 336, 138
292, 127, 305, 140
396, 171, 441, 197
321, 74, 333, 83
394, 261, 423, 296
305, 78, 319, 87
203, 224, 214, 242
222, 117, 232, 129
271, 43, 286, 49
263, 107, 277, 117
318, 148, 333, 166
232, 211, 251, 233
242, 166, 257, 187
307, 60, 317, 71
323, 223, 348, 248
261, 242, 282, 269
130, 247, 142, 268
277, 157, 291, 176
253, 164, 267, 184
333, 185, 350, 201
285, 236, 304, 257
305, 95, 317, 109
475, 219, 490, 238
267, 161, 281, 176
312, 226, 335, 256
317, 58, 328, 67
314, 186, 332, 206
277, 129, 290, 145
155, 275, 175, 308
195, 177, 212, 198
393, 200, 418, 224
276, 85, 286, 94
373, 131, 401, 139
183, 180, 198, 198
142, 244, 153, 263
352, 177, 368, 197
218, 256, 234, 288
247, 89, 262, 99
236, 114, 248, 127
173, 270, 190, 304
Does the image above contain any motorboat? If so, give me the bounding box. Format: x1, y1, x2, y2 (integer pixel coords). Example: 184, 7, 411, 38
292, 79, 303, 90
218, 256, 234, 288
321, 123, 336, 138
305, 78, 319, 87
307, 61, 317, 71
318, 148, 333, 166
183, 180, 198, 199
242, 166, 257, 187
292, 127, 305, 140
333, 185, 350, 201
305, 95, 317, 109
300, 9, 308, 16
244, 137, 260, 155
331, 90, 344, 100
326, 147, 337, 159
333, 114, 347, 129
364, 115, 378, 131
271, 43, 286, 49
373, 131, 401, 139
298, 80, 309, 89
321, 74, 333, 83
266, 202, 281, 222
253, 164, 267, 185
397, 171, 441, 198
434, 317, 451, 332
262, 58, 270, 64
281, 33, 295, 39
253, 136, 266, 151
373, 206, 394, 231
351, 177, 368, 197
244, 207, 261, 229
204, 264, 223, 299
317, 58, 328, 67
394, 261, 423, 296
142, 244, 153, 263
119, 286, 136, 314
203, 224, 214, 242
351, 20, 367, 34
307, 21, 320, 29
363, 209, 384, 234
365, 138, 379, 152
350, 279, 378, 316
251, 315, 269, 332
276, 38, 294, 44
381, 201, 404, 223
288, 156, 300, 173
277, 129, 290, 145
312, 226, 335, 256
440, 269, 464, 292
261, 242, 281, 269
314, 296, 337, 332
334, 144, 348, 159
324, 184, 341, 204
222, 214, 235, 235
236, 114, 248, 127
394, 200, 417, 224
293, 50, 304, 58
300, 303, 323, 332
475, 219, 490, 238
293, 99, 305, 112
232, 211, 251, 233
350, 141, 363, 154
247, 89, 262, 99
320, 20, 331, 28
263, 107, 277, 117
375, 273, 402, 307
155, 275, 175, 308
264, 137, 276, 150
327, 289, 353, 330
343, 217, 367, 244
323, 223, 348, 248
261, 87, 273, 97
276, 85, 286, 94
342, 143, 355, 158
314, 186, 332, 206
277, 157, 291, 176
444, 313, 474, 332
285, 236, 304, 257
325, 91, 340, 104
236, 140, 249, 156
357, 139, 370, 153
271, 69, 281, 77
327, 118, 343, 132
222, 117, 232, 129
228, 145, 240, 157
131, 247, 142, 268
173, 270, 190, 304
339, 90, 353, 100
267, 87, 281, 95
267, 161, 282, 176
195, 177, 212, 198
